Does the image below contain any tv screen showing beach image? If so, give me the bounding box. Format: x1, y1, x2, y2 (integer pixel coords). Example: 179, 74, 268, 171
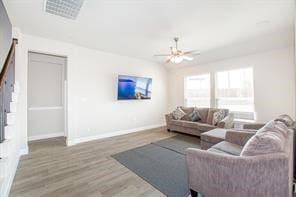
117, 75, 152, 100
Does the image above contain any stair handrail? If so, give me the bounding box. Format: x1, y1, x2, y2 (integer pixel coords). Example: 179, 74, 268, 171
0, 38, 17, 143
0, 38, 18, 87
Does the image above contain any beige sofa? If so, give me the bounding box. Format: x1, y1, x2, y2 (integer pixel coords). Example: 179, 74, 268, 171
165, 107, 234, 136
186, 117, 294, 197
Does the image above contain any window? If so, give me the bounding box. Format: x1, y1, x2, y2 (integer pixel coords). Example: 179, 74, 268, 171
184, 74, 211, 108
215, 68, 254, 119
183, 68, 255, 120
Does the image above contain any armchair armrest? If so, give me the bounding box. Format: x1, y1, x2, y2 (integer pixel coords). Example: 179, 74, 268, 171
185, 148, 289, 197
225, 130, 256, 146
217, 114, 234, 129
165, 113, 173, 130
243, 123, 265, 130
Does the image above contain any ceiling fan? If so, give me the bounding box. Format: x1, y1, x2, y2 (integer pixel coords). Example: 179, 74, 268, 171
154, 37, 200, 64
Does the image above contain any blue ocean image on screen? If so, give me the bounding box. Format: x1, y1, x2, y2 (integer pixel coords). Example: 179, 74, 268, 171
118, 75, 152, 100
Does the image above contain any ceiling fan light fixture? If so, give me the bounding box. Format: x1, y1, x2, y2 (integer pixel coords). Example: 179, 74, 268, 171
154, 37, 200, 64
183, 55, 194, 61
171, 56, 183, 64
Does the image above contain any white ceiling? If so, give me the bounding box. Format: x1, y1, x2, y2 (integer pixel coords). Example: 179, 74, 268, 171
3, 0, 295, 67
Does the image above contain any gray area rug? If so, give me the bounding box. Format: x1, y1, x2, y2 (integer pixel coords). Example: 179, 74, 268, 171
112, 135, 201, 197
152, 134, 201, 155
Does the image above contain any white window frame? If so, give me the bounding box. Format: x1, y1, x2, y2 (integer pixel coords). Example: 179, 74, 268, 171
215, 67, 255, 120
184, 73, 211, 108
183, 67, 255, 120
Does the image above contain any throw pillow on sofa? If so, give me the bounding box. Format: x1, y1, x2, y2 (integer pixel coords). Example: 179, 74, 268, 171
275, 114, 294, 127
172, 107, 186, 120
189, 108, 201, 122
212, 110, 225, 125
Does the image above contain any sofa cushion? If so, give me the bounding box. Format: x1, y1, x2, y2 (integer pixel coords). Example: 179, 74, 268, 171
201, 128, 227, 144
212, 141, 243, 156
207, 147, 230, 155
180, 106, 194, 114
171, 120, 216, 132
241, 120, 291, 156
257, 120, 289, 139
181, 113, 192, 121
241, 132, 284, 156
172, 107, 186, 120
196, 108, 209, 123
206, 108, 228, 125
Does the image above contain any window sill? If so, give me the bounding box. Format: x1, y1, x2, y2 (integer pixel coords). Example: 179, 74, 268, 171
233, 118, 256, 123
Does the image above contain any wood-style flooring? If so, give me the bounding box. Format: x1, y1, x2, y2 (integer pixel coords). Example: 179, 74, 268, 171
10, 127, 176, 197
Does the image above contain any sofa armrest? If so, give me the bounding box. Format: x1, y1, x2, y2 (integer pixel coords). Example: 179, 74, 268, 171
243, 123, 265, 130
165, 113, 173, 130
217, 114, 234, 129
225, 130, 256, 146
185, 148, 289, 197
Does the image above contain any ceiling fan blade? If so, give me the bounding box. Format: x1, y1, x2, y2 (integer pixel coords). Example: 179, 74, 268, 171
183, 55, 194, 61
183, 50, 200, 55
154, 54, 171, 56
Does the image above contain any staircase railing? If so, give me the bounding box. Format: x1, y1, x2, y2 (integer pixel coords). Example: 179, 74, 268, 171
0, 38, 17, 143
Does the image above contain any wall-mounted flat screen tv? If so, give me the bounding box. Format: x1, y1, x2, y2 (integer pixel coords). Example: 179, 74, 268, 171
117, 75, 152, 100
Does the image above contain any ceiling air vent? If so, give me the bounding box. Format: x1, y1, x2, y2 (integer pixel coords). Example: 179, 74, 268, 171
45, 0, 84, 20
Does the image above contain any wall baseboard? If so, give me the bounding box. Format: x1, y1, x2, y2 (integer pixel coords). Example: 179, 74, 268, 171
67, 123, 165, 146
28, 132, 65, 141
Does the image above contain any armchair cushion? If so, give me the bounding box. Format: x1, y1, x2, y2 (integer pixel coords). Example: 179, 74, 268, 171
241, 120, 289, 156
241, 132, 285, 156
207, 147, 230, 155
258, 120, 289, 138
211, 141, 243, 156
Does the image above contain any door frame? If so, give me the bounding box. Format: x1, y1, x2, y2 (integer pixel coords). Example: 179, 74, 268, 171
27, 51, 68, 143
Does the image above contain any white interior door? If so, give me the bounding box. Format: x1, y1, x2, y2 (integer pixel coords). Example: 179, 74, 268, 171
28, 52, 66, 140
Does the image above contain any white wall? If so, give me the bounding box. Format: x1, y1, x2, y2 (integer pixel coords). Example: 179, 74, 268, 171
168, 47, 295, 123
14, 32, 168, 146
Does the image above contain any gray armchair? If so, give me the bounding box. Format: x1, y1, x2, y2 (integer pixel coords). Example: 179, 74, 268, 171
186, 149, 290, 197
186, 120, 294, 197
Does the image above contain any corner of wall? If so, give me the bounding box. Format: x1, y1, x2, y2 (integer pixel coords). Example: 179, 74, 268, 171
19, 146, 29, 156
